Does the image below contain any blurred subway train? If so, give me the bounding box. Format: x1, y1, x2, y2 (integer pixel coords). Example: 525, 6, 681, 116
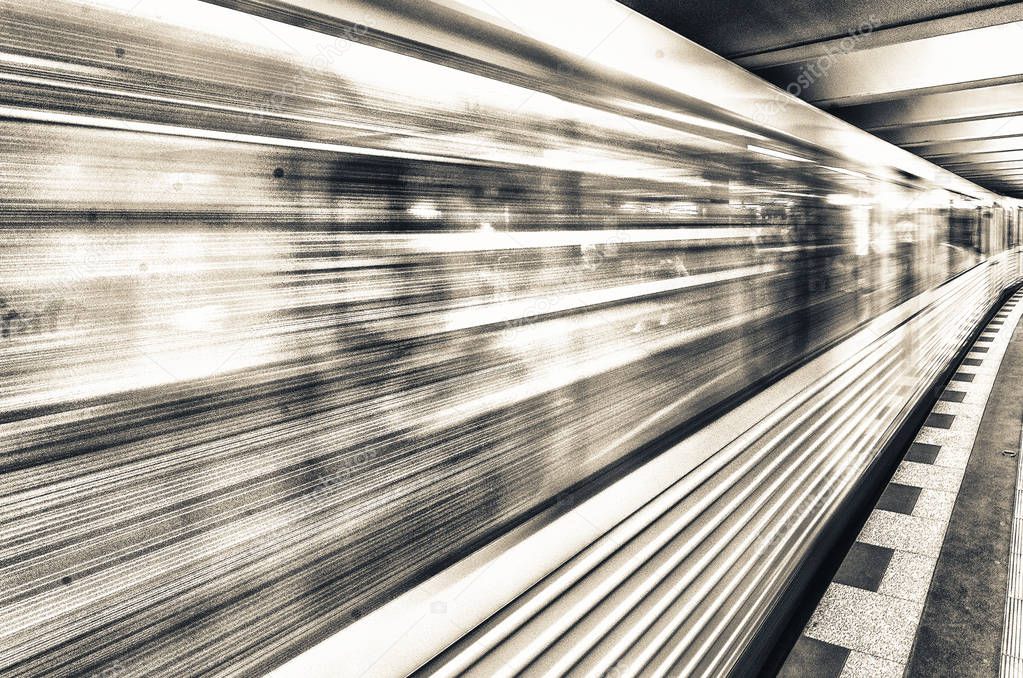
0, 0, 1021, 676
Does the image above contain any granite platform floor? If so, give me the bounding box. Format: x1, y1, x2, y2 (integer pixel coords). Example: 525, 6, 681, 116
778, 288, 1023, 678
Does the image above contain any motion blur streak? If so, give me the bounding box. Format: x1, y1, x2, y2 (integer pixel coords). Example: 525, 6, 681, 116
0, 0, 1020, 676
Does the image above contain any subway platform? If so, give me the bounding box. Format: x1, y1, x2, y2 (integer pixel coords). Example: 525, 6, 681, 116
780, 289, 1023, 677
4, 0, 1023, 675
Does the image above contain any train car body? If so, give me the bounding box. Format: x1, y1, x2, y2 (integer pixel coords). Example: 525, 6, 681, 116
0, 0, 1021, 675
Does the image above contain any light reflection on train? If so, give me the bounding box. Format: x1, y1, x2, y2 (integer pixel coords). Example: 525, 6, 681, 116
0, 0, 1020, 675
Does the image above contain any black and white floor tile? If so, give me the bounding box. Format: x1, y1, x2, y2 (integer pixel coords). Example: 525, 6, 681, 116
782, 290, 1023, 677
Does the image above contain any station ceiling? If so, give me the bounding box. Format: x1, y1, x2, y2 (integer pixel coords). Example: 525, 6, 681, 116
622, 0, 1023, 197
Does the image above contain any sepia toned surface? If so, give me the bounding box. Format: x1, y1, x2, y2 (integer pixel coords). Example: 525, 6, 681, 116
1, 0, 1022, 675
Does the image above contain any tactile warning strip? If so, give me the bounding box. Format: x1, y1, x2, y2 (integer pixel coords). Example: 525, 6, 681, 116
781, 289, 1023, 678
1000, 420, 1023, 676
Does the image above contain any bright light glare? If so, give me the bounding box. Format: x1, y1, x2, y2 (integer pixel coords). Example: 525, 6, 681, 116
170, 305, 221, 332
409, 202, 442, 219
822, 165, 868, 180
852, 206, 871, 256
747, 145, 812, 163
826, 193, 857, 207
622, 101, 767, 142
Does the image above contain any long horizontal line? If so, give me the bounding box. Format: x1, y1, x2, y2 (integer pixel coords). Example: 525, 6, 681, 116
0, 105, 475, 164
0, 105, 697, 183
442, 264, 775, 332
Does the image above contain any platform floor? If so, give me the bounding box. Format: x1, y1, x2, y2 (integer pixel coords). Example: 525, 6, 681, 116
779, 289, 1023, 677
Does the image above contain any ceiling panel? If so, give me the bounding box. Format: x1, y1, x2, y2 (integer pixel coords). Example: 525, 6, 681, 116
877, 115, 1023, 145
618, 0, 1010, 57
621, 0, 1023, 197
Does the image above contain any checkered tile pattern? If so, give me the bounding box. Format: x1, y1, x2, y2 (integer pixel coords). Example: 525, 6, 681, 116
781, 290, 1023, 677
